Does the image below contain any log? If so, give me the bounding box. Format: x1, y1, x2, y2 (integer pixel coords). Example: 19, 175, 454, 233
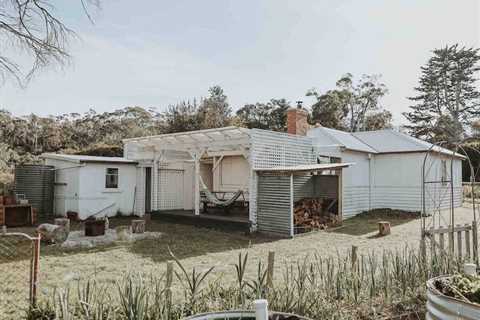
54, 218, 70, 233
37, 223, 68, 243
116, 225, 132, 241
378, 221, 391, 236
131, 220, 146, 234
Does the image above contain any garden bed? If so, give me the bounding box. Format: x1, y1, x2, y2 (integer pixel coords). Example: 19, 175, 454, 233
428, 275, 480, 319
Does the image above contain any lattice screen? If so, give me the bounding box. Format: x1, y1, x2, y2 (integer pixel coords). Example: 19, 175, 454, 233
250, 129, 316, 169
157, 169, 185, 210
249, 129, 316, 229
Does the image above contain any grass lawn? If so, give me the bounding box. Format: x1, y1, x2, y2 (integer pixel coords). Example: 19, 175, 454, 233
7, 216, 277, 262
329, 209, 420, 236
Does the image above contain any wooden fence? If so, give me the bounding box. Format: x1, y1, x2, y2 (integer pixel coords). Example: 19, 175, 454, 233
425, 222, 478, 262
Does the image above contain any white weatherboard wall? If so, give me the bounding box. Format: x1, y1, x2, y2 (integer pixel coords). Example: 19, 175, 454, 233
46, 158, 137, 220
341, 151, 371, 217
372, 152, 462, 212
78, 163, 137, 219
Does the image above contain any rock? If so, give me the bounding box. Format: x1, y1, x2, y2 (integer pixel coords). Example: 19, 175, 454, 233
37, 223, 69, 243
54, 218, 70, 233
116, 226, 132, 241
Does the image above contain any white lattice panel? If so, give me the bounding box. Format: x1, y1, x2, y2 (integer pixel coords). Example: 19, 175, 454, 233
157, 169, 184, 210
250, 129, 316, 169
249, 129, 316, 230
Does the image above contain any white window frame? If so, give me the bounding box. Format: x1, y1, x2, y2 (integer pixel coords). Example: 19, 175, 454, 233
105, 167, 119, 189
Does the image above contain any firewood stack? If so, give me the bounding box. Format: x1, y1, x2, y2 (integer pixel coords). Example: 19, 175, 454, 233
294, 198, 341, 231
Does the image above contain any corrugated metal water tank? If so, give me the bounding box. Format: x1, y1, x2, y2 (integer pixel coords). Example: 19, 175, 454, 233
14, 164, 55, 220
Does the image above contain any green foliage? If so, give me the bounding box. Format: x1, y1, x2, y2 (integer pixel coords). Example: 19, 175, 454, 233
236, 99, 290, 131
403, 44, 480, 143
198, 86, 232, 129
307, 73, 390, 132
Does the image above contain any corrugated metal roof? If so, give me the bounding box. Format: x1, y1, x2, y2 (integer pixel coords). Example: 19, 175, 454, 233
41, 153, 137, 164
254, 162, 352, 173
352, 130, 464, 158
309, 127, 463, 158
310, 127, 377, 153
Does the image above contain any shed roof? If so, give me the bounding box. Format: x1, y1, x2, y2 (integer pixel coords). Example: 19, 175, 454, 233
254, 162, 352, 173
41, 153, 137, 164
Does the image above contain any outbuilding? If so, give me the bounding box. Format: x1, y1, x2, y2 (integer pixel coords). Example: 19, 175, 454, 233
41, 154, 138, 220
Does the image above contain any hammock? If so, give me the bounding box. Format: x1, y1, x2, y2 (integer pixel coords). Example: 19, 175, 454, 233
199, 176, 243, 207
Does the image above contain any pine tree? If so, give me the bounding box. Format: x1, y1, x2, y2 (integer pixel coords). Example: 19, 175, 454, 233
403, 45, 480, 143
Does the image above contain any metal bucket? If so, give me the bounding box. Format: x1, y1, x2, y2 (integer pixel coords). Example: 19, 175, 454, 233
426, 276, 480, 320
183, 311, 311, 320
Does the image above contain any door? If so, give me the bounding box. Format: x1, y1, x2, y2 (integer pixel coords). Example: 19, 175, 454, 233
145, 167, 152, 213
158, 169, 184, 210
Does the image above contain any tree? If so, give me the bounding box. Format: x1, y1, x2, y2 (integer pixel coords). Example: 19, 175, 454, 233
307, 74, 390, 132
161, 100, 202, 133
236, 99, 290, 131
403, 45, 480, 143
0, 0, 98, 86
198, 86, 232, 129
364, 110, 393, 131
307, 90, 349, 130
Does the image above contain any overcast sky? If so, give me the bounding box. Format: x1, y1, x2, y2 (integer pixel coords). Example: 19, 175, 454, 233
1, 0, 479, 124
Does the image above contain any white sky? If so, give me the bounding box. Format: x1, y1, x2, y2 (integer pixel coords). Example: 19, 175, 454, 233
0, 0, 479, 125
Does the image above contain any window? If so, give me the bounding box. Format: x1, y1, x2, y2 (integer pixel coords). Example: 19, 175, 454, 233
105, 168, 119, 188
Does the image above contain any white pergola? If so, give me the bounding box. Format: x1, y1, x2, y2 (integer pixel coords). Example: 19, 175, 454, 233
124, 127, 251, 216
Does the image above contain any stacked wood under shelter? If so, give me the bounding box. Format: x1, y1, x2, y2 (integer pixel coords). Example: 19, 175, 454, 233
294, 197, 341, 232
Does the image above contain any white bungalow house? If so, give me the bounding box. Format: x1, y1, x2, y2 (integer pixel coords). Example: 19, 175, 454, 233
120, 107, 464, 237
40, 108, 463, 236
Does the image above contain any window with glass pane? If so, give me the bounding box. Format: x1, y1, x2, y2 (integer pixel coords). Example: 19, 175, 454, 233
106, 168, 119, 188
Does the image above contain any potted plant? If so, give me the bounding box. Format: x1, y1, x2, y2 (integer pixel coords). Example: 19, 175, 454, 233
426, 264, 480, 319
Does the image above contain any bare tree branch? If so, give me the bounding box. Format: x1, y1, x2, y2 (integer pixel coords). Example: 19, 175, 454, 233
0, 0, 99, 87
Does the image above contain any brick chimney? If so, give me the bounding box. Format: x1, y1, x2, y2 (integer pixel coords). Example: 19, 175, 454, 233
287, 101, 309, 135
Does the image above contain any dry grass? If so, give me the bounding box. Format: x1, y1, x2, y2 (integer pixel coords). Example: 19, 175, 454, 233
329, 209, 420, 236
1, 206, 474, 319
9, 216, 276, 262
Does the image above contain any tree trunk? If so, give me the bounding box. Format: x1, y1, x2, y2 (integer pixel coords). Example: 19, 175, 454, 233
378, 221, 391, 236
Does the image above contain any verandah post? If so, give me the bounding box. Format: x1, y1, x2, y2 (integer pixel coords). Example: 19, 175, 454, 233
194, 151, 200, 216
